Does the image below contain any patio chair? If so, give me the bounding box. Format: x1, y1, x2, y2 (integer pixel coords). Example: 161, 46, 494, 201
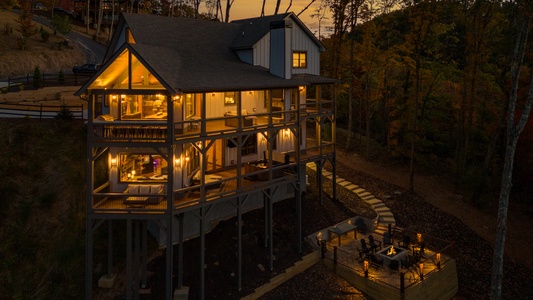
382, 232, 394, 247
413, 242, 426, 262
368, 254, 383, 270
355, 218, 367, 234
401, 254, 417, 272
357, 238, 371, 261
368, 234, 382, 253
398, 234, 411, 249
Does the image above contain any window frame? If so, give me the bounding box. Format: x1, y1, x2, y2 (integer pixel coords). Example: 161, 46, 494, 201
292, 51, 307, 69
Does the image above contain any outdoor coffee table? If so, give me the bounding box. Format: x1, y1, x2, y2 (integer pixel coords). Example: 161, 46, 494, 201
376, 245, 408, 267
328, 222, 357, 246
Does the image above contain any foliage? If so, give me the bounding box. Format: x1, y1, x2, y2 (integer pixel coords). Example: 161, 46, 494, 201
32, 66, 42, 89
40, 26, 50, 42
50, 15, 71, 36
0, 120, 87, 299
322, 1, 531, 202
3, 22, 13, 36
15, 0, 34, 50
55, 105, 74, 120
58, 69, 65, 84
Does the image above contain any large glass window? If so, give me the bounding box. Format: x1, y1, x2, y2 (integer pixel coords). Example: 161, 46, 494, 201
119, 153, 168, 182
119, 94, 167, 120
292, 51, 307, 68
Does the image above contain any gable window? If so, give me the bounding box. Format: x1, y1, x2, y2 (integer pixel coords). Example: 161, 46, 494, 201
292, 51, 307, 68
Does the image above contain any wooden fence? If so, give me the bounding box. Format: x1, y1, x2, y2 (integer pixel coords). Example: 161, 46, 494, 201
0, 102, 84, 120
0, 72, 91, 92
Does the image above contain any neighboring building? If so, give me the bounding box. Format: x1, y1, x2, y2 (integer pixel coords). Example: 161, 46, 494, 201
77, 12, 337, 299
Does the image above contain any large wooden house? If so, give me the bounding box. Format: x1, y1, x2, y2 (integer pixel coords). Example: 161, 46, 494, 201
77, 12, 337, 299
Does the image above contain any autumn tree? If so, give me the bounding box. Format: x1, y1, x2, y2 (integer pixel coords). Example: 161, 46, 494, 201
16, 0, 35, 50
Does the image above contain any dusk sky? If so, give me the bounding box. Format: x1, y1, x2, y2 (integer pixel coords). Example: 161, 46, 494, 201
200, 0, 332, 38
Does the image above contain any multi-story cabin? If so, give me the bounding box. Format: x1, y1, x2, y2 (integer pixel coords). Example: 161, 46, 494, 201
77, 12, 337, 299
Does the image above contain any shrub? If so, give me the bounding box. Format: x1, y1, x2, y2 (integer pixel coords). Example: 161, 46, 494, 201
56, 105, 74, 120
58, 70, 65, 84
33, 66, 43, 89
41, 28, 50, 42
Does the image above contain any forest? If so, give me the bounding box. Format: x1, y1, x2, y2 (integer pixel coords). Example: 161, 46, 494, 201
318, 0, 532, 209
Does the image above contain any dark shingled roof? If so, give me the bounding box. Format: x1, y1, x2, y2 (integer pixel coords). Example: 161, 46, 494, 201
84, 13, 335, 94
229, 13, 291, 49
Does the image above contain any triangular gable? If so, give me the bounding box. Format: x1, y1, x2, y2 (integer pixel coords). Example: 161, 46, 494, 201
76, 43, 175, 96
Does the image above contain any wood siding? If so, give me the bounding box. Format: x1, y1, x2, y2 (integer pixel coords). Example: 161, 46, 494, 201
253, 18, 321, 76
291, 24, 320, 75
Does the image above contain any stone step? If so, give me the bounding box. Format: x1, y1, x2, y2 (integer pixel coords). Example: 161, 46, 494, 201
372, 202, 387, 209
375, 206, 391, 213
353, 188, 367, 194
346, 185, 360, 190
366, 198, 383, 206
378, 211, 394, 217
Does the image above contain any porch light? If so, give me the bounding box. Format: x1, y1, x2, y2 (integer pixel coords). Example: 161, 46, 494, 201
299, 86, 305, 91
173, 95, 181, 104
436, 253, 441, 269
185, 156, 190, 163
419, 263, 424, 280
111, 95, 117, 103
110, 157, 117, 167
363, 259, 369, 278
175, 158, 181, 168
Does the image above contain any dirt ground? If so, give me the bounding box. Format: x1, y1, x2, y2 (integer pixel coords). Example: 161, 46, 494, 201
336, 149, 533, 271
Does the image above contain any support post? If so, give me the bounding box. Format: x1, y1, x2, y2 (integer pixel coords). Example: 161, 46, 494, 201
126, 219, 132, 300
237, 197, 242, 290
107, 220, 113, 278
141, 220, 147, 288
177, 214, 184, 289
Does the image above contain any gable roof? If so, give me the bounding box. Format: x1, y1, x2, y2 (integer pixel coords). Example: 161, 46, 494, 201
230, 13, 325, 51
78, 13, 335, 95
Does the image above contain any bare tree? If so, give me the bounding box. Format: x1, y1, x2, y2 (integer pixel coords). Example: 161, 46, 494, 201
297, 0, 316, 17
491, 9, 533, 299
224, 0, 235, 22
261, 0, 266, 16
274, 0, 281, 14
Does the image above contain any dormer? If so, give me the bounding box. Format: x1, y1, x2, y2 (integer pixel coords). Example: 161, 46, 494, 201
231, 13, 325, 79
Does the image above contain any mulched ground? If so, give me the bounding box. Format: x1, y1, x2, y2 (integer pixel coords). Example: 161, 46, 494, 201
114, 161, 532, 299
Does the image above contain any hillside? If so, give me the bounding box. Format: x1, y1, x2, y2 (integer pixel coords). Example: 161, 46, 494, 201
0, 119, 87, 298
0, 10, 85, 78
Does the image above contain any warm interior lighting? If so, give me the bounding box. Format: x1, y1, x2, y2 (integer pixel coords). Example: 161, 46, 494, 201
387, 246, 397, 256
299, 86, 305, 91
173, 95, 181, 104
131, 170, 136, 176
110, 157, 117, 167
363, 259, 369, 278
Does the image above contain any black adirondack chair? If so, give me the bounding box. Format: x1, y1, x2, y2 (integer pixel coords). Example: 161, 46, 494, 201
368, 234, 382, 253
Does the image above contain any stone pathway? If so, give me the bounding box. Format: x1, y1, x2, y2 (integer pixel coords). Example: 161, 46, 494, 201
306, 163, 396, 235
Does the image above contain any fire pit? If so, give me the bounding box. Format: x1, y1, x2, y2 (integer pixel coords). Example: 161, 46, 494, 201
376, 245, 408, 267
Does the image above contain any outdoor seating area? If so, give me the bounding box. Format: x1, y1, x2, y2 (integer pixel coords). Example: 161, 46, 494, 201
311, 222, 457, 300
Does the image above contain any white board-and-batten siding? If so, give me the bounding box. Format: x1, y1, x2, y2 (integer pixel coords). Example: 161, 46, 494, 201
252, 21, 321, 76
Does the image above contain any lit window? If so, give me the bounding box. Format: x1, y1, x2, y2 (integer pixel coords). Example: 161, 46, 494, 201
292, 51, 307, 68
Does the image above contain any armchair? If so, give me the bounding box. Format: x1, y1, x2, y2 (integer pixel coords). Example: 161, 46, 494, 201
368, 234, 382, 253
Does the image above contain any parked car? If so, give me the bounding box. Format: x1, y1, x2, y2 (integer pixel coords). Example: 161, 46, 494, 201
72, 64, 100, 75
34, 3, 47, 11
